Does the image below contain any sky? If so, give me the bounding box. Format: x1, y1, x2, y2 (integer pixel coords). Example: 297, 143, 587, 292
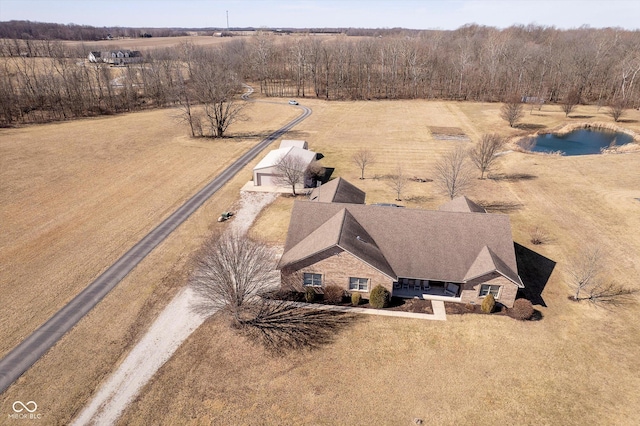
1, 0, 638, 30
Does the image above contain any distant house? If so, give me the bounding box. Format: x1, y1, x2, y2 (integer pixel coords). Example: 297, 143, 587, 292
309, 177, 366, 204
278, 189, 523, 308
88, 50, 143, 65
253, 146, 317, 188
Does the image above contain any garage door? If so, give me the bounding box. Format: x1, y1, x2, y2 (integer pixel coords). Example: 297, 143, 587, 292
256, 173, 278, 187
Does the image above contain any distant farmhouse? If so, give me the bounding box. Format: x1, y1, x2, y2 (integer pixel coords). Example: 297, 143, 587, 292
88, 50, 143, 65
278, 180, 524, 308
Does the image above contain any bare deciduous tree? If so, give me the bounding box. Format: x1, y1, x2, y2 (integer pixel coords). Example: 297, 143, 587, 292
567, 247, 638, 305
500, 97, 524, 128
567, 247, 602, 301
606, 99, 627, 122
434, 145, 473, 199
352, 149, 376, 179
469, 133, 506, 179
190, 233, 280, 323
387, 164, 409, 201
561, 89, 581, 117
273, 153, 309, 196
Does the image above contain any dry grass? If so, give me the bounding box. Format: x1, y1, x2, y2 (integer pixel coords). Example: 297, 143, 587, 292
141, 100, 640, 425
0, 100, 298, 422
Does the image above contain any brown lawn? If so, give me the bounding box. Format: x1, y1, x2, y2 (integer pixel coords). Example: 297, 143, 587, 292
0, 99, 298, 422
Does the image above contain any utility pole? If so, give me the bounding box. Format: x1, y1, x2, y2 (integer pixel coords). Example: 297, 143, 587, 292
226, 10, 229, 29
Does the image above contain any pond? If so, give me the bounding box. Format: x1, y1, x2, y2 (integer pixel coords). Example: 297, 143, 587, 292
532, 129, 634, 156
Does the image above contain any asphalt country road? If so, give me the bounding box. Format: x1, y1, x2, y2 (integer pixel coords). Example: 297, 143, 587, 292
0, 88, 311, 394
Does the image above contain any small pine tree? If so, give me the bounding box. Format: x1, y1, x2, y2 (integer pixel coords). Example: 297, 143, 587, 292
369, 285, 390, 309
304, 287, 316, 303
481, 293, 495, 314
351, 292, 361, 306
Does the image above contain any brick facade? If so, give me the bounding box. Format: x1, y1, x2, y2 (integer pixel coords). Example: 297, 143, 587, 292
281, 248, 394, 298
461, 272, 519, 308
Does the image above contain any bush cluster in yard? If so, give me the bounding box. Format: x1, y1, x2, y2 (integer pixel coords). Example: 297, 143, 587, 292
304, 287, 316, 303
369, 285, 390, 308
508, 299, 535, 320
323, 285, 344, 303
351, 292, 361, 306
481, 294, 495, 314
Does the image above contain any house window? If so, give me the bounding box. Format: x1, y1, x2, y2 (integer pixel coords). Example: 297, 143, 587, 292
479, 284, 501, 298
303, 273, 322, 287
349, 277, 369, 292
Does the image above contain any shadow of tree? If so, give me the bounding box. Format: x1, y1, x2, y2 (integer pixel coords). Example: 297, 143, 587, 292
570, 115, 594, 119
488, 173, 538, 181
237, 300, 359, 354
515, 243, 556, 307
617, 119, 638, 123
516, 123, 547, 130
478, 200, 524, 213
405, 195, 433, 203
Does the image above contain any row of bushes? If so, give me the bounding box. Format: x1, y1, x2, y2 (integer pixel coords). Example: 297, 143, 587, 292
303, 286, 535, 320
304, 284, 391, 308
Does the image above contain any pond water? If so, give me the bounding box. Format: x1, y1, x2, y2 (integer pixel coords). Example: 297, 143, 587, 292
532, 129, 633, 155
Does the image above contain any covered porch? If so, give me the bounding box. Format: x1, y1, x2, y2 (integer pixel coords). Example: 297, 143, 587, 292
392, 279, 463, 303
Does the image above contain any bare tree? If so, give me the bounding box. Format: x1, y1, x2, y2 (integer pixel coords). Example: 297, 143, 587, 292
500, 97, 524, 128
469, 133, 506, 179
273, 153, 309, 196
190, 233, 280, 323
387, 164, 409, 201
434, 145, 473, 199
567, 247, 602, 301
606, 99, 627, 122
190, 50, 246, 138
561, 89, 580, 117
352, 149, 376, 179
566, 247, 637, 305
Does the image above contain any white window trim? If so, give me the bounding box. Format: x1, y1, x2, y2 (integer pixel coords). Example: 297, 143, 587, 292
303, 273, 323, 287
348, 277, 369, 292
479, 284, 501, 299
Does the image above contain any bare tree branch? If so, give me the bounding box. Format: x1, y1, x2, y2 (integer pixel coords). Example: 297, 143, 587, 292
387, 164, 409, 201
434, 145, 473, 199
567, 247, 602, 301
352, 149, 376, 179
469, 133, 506, 179
189, 233, 280, 322
500, 96, 524, 128
273, 153, 310, 196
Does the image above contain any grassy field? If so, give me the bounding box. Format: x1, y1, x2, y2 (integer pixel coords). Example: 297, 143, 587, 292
2, 97, 640, 424
0, 98, 299, 422
152, 100, 638, 425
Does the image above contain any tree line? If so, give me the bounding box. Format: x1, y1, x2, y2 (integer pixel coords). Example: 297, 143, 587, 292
1, 24, 639, 128
248, 25, 640, 107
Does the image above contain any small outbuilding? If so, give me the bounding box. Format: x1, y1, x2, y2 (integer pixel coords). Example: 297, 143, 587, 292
253, 146, 317, 187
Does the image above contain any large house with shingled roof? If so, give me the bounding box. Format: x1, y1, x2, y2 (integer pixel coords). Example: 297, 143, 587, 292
277, 180, 524, 308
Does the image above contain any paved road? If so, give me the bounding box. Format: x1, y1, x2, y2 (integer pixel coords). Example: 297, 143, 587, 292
0, 89, 311, 394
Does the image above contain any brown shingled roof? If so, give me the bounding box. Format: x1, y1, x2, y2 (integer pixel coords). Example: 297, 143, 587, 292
309, 178, 366, 204
438, 196, 487, 213
279, 201, 522, 287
